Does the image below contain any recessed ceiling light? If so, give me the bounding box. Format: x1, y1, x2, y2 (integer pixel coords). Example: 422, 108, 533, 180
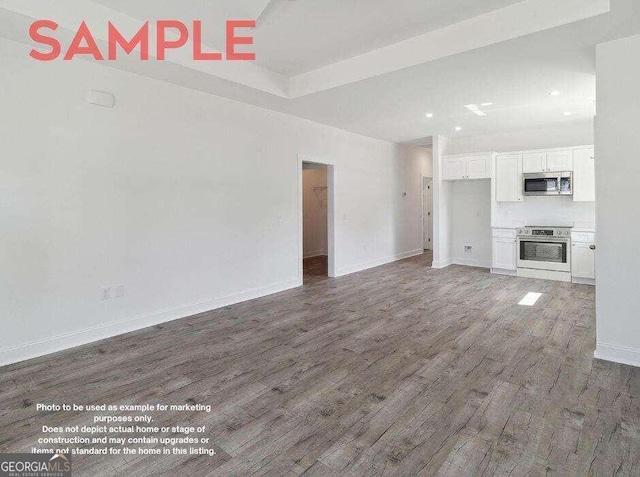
550, 91, 561, 96
464, 104, 487, 117
480, 102, 493, 107
455, 126, 462, 131
563, 111, 572, 116
425, 113, 434, 118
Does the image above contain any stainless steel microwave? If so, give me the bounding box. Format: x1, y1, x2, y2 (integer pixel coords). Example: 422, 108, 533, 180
523, 172, 573, 196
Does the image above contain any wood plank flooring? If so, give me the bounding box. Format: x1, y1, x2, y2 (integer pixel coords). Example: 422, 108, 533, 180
1, 252, 639, 476
303, 256, 329, 285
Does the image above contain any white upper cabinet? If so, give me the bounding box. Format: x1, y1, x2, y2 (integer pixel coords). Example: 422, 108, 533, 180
467, 156, 492, 179
546, 150, 573, 171
573, 147, 596, 202
495, 154, 523, 202
442, 154, 492, 181
521, 150, 573, 173
522, 153, 546, 173
442, 156, 466, 180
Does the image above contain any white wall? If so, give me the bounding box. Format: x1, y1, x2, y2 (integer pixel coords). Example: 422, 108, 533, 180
302, 168, 328, 257
432, 136, 452, 268
450, 180, 492, 268
402, 146, 433, 178
594, 33, 640, 367
0, 38, 425, 365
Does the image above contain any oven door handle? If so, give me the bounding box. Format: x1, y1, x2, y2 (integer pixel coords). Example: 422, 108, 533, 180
517, 238, 569, 243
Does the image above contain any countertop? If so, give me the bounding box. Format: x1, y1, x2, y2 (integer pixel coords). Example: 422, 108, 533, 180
493, 222, 596, 232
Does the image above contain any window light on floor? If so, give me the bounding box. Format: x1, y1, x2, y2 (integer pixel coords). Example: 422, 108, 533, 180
519, 292, 542, 306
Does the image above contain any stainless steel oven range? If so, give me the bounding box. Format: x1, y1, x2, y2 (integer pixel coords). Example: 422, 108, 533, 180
517, 226, 572, 282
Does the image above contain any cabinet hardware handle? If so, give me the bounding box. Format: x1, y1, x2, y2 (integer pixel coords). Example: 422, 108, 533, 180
590, 245, 596, 250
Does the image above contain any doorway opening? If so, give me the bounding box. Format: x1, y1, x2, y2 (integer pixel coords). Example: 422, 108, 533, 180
300, 160, 335, 284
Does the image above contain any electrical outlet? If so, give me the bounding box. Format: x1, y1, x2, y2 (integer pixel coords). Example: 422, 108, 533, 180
464, 246, 473, 255
101, 287, 111, 300
115, 285, 125, 298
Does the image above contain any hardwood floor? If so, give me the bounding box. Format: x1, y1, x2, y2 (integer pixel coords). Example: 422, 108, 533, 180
1, 253, 639, 476
303, 255, 329, 284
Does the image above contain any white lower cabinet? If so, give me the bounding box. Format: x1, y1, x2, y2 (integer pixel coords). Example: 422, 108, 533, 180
572, 231, 596, 283
492, 229, 517, 272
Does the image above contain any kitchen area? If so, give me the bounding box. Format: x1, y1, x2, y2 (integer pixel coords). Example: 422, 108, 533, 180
440, 145, 596, 285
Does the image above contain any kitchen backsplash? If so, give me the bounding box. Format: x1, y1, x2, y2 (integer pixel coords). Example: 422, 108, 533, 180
494, 196, 596, 227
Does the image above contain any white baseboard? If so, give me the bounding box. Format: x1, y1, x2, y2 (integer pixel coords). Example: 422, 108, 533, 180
431, 258, 452, 269
517, 268, 572, 282
572, 277, 596, 286
451, 257, 492, 269
0, 278, 302, 367
595, 343, 640, 368
336, 249, 423, 277
303, 250, 328, 259
491, 268, 517, 276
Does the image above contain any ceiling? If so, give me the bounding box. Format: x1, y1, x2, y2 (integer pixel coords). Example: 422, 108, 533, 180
89, 0, 525, 75
2, 0, 640, 144
279, 22, 603, 143
251, 0, 526, 75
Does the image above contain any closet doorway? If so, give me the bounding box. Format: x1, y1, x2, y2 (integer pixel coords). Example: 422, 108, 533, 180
298, 158, 336, 284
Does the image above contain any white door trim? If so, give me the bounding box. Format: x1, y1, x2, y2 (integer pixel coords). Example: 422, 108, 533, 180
298, 155, 336, 280
422, 175, 433, 251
